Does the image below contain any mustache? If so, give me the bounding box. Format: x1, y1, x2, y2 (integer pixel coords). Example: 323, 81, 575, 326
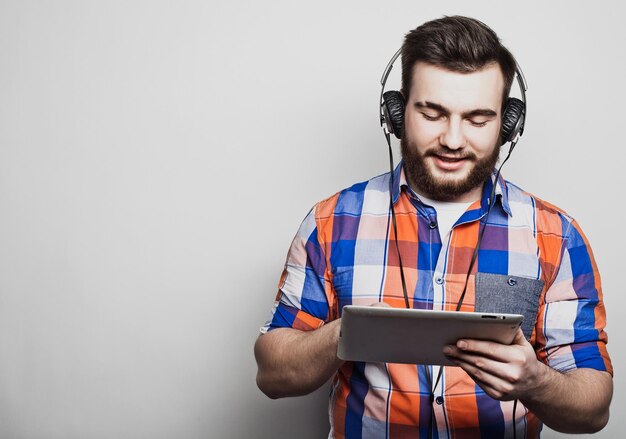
423, 147, 477, 161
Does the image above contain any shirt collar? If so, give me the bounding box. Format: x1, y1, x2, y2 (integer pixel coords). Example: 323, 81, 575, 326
391, 160, 512, 217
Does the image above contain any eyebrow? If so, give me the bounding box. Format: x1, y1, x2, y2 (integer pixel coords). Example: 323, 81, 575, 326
415, 101, 498, 118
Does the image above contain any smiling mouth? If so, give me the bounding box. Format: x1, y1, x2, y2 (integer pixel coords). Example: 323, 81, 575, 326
435, 155, 467, 162
430, 154, 473, 172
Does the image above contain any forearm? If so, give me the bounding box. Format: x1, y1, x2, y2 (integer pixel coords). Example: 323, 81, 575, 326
254, 320, 343, 399
522, 365, 613, 433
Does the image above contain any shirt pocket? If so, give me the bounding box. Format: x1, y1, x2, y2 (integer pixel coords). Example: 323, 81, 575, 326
474, 273, 544, 340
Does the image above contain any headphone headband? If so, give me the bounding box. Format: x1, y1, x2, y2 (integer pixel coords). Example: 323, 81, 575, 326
379, 48, 528, 144
379, 48, 402, 88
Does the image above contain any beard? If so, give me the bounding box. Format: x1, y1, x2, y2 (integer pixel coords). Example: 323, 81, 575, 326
400, 132, 501, 202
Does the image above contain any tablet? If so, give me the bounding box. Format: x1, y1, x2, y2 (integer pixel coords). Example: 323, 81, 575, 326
337, 306, 523, 366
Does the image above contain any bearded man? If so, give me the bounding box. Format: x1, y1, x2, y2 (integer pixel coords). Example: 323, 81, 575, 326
254, 15, 612, 439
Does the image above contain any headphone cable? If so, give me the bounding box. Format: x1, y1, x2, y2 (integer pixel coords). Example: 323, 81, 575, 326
513, 398, 518, 439
386, 130, 410, 308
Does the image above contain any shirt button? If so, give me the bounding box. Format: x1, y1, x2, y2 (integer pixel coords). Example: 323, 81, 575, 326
507, 278, 518, 286
435, 396, 444, 405
435, 277, 444, 285
429, 221, 437, 229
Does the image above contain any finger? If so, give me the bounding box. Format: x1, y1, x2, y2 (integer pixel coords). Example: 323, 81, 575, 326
443, 346, 516, 382
512, 328, 528, 346
452, 359, 498, 391
454, 338, 519, 362
448, 357, 514, 400
369, 302, 391, 308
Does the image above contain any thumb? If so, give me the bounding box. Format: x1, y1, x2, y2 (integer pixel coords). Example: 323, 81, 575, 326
370, 302, 391, 308
512, 327, 527, 346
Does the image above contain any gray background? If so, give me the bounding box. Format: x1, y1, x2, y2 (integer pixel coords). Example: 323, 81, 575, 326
0, 0, 623, 438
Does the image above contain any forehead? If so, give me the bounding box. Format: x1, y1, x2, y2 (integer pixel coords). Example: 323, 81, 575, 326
409, 62, 505, 112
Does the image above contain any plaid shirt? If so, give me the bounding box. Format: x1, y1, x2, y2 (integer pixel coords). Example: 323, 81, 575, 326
261, 162, 612, 438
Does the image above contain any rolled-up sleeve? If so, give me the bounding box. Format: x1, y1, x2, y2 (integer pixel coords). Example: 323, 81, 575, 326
260, 206, 332, 334
537, 219, 613, 375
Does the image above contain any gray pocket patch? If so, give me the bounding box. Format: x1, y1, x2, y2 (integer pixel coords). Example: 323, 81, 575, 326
475, 273, 544, 340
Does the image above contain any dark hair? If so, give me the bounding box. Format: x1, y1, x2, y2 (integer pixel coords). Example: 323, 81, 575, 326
401, 16, 517, 105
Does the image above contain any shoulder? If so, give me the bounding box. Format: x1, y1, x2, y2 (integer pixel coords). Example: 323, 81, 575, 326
504, 179, 575, 233
503, 180, 591, 284
313, 170, 392, 221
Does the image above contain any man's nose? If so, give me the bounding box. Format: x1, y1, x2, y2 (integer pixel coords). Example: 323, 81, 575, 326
439, 117, 465, 150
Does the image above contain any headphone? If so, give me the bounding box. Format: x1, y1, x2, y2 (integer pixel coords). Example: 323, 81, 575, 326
379, 48, 528, 148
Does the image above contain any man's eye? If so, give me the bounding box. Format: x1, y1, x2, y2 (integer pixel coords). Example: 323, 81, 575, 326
422, 113, 441, 121
469, 120, 488, 127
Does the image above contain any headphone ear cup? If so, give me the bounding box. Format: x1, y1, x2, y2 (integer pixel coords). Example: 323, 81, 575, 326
500, 97, 526, 145
382, 91, 405, 139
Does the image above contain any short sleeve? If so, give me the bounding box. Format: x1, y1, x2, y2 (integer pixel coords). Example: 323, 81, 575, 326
260, 205, 332, 334
535, 219, 613, 375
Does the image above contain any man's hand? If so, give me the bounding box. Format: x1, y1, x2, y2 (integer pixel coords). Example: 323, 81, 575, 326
443, 328, 547, 401
443, 328, 613, 433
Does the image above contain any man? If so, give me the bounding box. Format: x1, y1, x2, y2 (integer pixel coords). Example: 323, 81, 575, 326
254, 16, 613, 438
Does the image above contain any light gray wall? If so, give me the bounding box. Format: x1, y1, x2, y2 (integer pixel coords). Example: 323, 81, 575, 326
0, 1, 623, 438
